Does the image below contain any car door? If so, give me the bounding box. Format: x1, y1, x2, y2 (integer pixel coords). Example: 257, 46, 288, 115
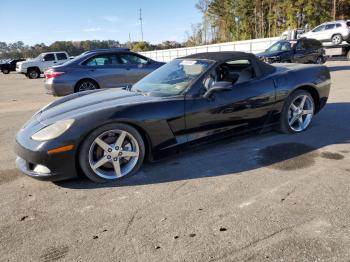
309, 25, 326, 40
118, 53, 155, 84
309, 39, 323, 62
184, 60, 276, 141
42, 54, 57, 71
83, 53, 129, 88
293, 40, 308, 63
302, 39, 318, 63
324, 23, 337, 42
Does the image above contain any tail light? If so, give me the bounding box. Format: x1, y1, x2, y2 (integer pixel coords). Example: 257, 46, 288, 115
45, 69, 65, 79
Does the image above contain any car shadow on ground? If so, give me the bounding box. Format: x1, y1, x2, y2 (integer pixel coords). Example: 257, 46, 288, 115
55, 102, 350, 189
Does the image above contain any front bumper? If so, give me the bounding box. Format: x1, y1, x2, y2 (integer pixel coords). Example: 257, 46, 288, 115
14, 137, 78, 181
16, 156, 54, 180
16, 68, 26, 74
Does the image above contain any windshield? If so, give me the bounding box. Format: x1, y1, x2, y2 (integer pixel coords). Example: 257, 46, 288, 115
266, 41, 292, 53
131, 59, 213, 97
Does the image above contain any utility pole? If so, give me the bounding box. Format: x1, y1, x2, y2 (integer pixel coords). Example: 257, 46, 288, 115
139, 8, 144, 42
333, 0, 336, 20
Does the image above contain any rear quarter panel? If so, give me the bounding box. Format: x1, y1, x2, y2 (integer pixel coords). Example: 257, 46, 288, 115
273, 64, 331, 116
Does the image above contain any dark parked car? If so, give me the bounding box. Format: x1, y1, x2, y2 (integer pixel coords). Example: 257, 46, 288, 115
15, 52, 330, 183
44, 48, 164, 96
256, 38, 325, 64
1, 59, 25, 74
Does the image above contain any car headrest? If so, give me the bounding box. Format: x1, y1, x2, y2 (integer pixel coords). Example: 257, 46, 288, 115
204, 77, 215, 90
236, 68, 253, 84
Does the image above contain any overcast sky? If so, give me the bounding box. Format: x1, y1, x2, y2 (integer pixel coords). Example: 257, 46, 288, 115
0, 0, 202, 45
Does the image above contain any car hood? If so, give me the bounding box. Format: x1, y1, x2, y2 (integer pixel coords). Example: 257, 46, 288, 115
18, 60, 37, 67
37, 89, 161, 125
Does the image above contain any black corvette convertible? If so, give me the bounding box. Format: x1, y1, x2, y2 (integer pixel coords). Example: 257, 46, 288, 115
15, 52, 331, 182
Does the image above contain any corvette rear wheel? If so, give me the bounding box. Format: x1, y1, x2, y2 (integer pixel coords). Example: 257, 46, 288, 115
2, 69, 9, 74
280, 90, 314, 134
79, 123, 145, 183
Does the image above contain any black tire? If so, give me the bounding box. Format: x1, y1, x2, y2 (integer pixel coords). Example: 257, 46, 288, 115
75, 79, 98, 93
27, 68, 40, 79
2, 69, 9, 74
280, 90, 315, 134
331, 34, 343, 45
79, 123, 145, 183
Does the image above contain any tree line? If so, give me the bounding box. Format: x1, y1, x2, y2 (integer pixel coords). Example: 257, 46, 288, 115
1, 0, 349, 59
188, 0, 350, 45
0, 40, 185, 59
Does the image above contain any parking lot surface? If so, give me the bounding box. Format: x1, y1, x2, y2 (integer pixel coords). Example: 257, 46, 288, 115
0, 61, 350, 262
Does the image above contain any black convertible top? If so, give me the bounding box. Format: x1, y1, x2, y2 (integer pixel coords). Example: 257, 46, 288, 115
182, 51, 276, 76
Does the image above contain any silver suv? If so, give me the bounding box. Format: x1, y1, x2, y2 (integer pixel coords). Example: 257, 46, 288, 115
300, 20, 350, 45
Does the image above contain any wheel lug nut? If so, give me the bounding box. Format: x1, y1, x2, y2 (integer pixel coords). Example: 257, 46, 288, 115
115, 146, 119, 150
119, 152, 123, 156
108, 148, 112, 152
107, 155, 111, 159
113, 157, 118, 161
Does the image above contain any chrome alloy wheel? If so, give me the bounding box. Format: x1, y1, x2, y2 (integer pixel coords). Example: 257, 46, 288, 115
288, 95, 314, 132
88, 129, 140, 179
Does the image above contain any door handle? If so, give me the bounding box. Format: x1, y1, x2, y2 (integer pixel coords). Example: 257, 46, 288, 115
53, 61, 57, 64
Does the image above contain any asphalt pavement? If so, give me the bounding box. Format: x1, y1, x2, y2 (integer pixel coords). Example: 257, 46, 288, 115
0, 61, 349, 261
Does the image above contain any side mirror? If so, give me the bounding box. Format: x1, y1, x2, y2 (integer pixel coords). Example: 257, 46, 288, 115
42, 58, 46, 62
203, 81, 233, 99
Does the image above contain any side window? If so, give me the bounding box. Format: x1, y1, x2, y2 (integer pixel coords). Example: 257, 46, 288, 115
325, 24, 335, 30
312, 25, 325, 32
119, 53, 148, 65
336, 23, 342, 28
346, 21, 350, 27
43, 54, 55, 61
56, 53, 68, 60
218, 60, 255, 84
83, 54, 119, 66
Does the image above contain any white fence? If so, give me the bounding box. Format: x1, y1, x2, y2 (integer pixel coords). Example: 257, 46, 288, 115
140, 37, 280, 62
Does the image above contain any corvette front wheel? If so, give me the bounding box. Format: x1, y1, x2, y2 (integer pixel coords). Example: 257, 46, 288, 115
79, 123, 145, 183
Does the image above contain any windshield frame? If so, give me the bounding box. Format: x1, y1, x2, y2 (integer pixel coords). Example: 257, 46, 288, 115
131, 58, 216, 97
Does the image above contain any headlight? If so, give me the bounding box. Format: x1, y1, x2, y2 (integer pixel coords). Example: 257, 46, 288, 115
31, 119, 75, 141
